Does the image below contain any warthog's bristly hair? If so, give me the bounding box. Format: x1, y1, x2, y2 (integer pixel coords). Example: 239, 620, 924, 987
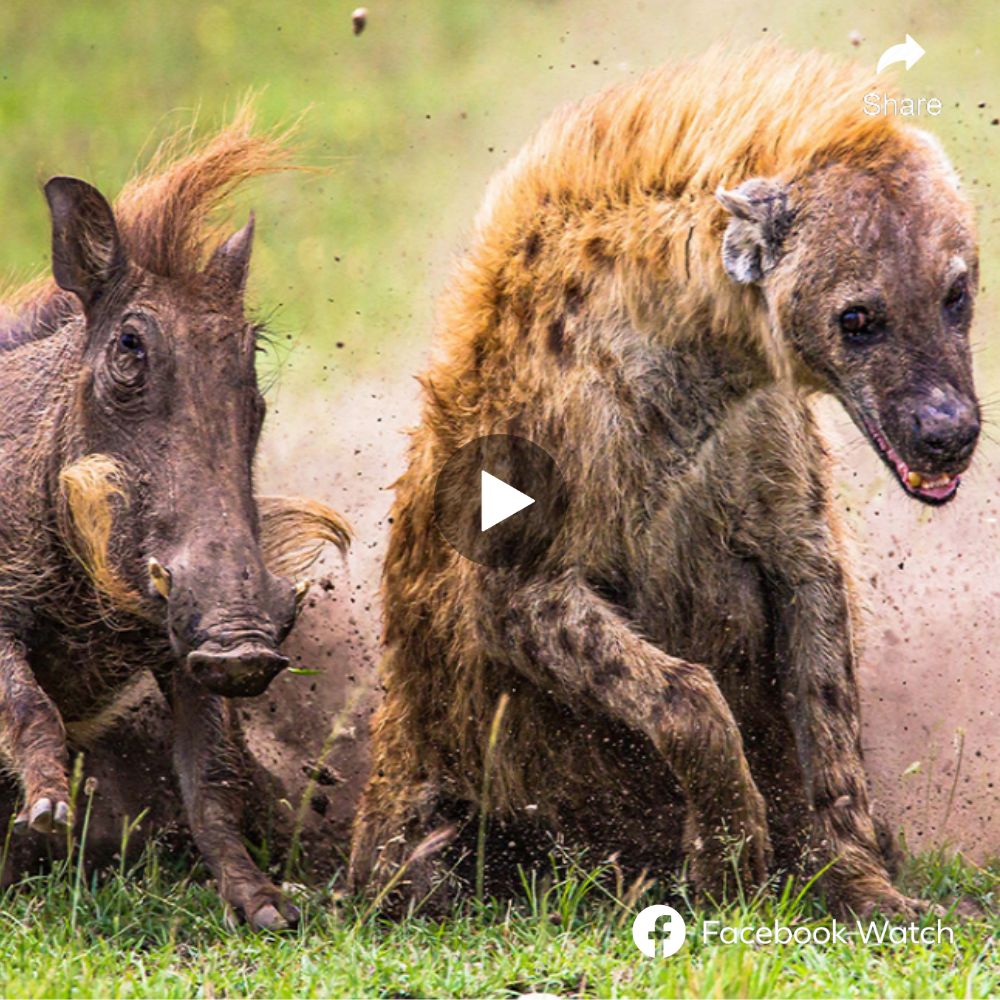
57, 454, 147, 617
114, 102, 297, 279
0, 100, 297, 334
258, 496, 353, 580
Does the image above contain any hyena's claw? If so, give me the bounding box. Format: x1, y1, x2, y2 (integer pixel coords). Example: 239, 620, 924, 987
13, 796, 71, 836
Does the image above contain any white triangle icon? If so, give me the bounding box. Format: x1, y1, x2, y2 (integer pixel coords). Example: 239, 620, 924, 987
481, 470, 535, 532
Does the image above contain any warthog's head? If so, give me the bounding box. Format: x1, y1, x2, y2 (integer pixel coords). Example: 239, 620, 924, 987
718, 130, 979, 505
47, 176, 347, 696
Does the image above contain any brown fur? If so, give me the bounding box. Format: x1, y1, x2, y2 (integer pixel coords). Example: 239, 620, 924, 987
350, 46, 980, 919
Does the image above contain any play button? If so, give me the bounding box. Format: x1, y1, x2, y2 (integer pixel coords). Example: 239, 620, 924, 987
434, 435, 567, 568
480, 471, 534, 531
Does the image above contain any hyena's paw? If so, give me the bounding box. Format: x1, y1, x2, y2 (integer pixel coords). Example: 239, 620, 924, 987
836, 885, 943, 922
13, 795, 70, 836
686, 798, 773, 901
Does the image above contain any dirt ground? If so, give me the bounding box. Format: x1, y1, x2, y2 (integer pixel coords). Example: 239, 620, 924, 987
2, 371, 995, 887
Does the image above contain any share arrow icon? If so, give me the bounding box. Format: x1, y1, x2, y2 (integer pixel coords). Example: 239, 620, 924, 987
876, 34, 925, 74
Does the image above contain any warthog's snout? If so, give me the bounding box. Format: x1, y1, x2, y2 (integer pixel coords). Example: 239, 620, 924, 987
187, 640, 290, 697
154, 541, 300, 697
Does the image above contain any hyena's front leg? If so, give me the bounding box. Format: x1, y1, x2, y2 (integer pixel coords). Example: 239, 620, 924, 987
770, 567, 928, 919
492, 572, 771, 900
162, 670, 299, 931
0, 632, 70, 835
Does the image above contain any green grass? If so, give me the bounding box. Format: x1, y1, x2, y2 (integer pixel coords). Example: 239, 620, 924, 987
0, 841, 996, 998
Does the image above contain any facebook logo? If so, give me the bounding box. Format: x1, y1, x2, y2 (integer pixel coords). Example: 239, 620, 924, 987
632, 904, 687, 957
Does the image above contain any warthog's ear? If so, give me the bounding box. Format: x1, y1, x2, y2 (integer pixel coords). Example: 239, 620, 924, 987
204, 213, 254, 297
716, 178, 794, 285
44, 177, 126, 310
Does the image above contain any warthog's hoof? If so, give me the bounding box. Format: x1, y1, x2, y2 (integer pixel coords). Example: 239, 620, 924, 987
13, 796, 70, 836
225, 886, 302, 933
250, 901, 301, 932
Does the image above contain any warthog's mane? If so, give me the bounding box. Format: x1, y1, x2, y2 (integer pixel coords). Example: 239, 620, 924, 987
0, 100, 297, 331
113, 102, 297, 279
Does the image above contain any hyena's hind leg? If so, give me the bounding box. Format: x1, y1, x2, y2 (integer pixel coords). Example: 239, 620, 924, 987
348, 761, 469, 917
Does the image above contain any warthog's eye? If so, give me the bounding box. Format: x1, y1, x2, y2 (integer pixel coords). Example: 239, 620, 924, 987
108, 321, 148, 391
839, 306, 881, 345
943, 275, 968, 317
118, 328, 145, 357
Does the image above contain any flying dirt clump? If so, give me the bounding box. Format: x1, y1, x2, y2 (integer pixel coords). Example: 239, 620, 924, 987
0, 107, 349, 931
349, 44, 980, 918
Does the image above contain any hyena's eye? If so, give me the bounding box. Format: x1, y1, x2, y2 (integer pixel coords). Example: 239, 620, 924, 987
839, 306, 876, 343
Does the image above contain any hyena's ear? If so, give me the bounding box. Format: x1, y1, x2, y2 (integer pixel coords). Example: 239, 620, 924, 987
44, 177, 127, 311
716, 178, 794, 285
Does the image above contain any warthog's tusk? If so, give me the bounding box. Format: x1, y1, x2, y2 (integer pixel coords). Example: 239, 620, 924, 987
147, 557, 172, 598
294, 578, 311, 614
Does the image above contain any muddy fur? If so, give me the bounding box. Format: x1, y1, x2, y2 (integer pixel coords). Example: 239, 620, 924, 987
349, 46, 980, 919
0, 108, 348, 929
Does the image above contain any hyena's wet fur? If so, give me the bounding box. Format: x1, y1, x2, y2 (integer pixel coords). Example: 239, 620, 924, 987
350, 46, 980, 919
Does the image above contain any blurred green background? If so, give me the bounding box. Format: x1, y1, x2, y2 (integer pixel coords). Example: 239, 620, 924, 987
0, 0, 997, 397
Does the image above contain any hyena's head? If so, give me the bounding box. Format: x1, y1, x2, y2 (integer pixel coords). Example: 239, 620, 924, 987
717, 131, 980, 505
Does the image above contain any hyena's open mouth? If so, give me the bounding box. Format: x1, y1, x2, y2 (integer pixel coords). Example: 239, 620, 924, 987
861, 416, 961, 505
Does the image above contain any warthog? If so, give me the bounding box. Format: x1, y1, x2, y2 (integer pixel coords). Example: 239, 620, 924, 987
0, 111, 349, 929
350, 46, 980, 918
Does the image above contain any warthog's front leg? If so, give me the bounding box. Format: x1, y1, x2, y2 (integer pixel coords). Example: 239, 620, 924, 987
492, 571, 771, 900
162, 670, 299, 931
0, 632, 70, 835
